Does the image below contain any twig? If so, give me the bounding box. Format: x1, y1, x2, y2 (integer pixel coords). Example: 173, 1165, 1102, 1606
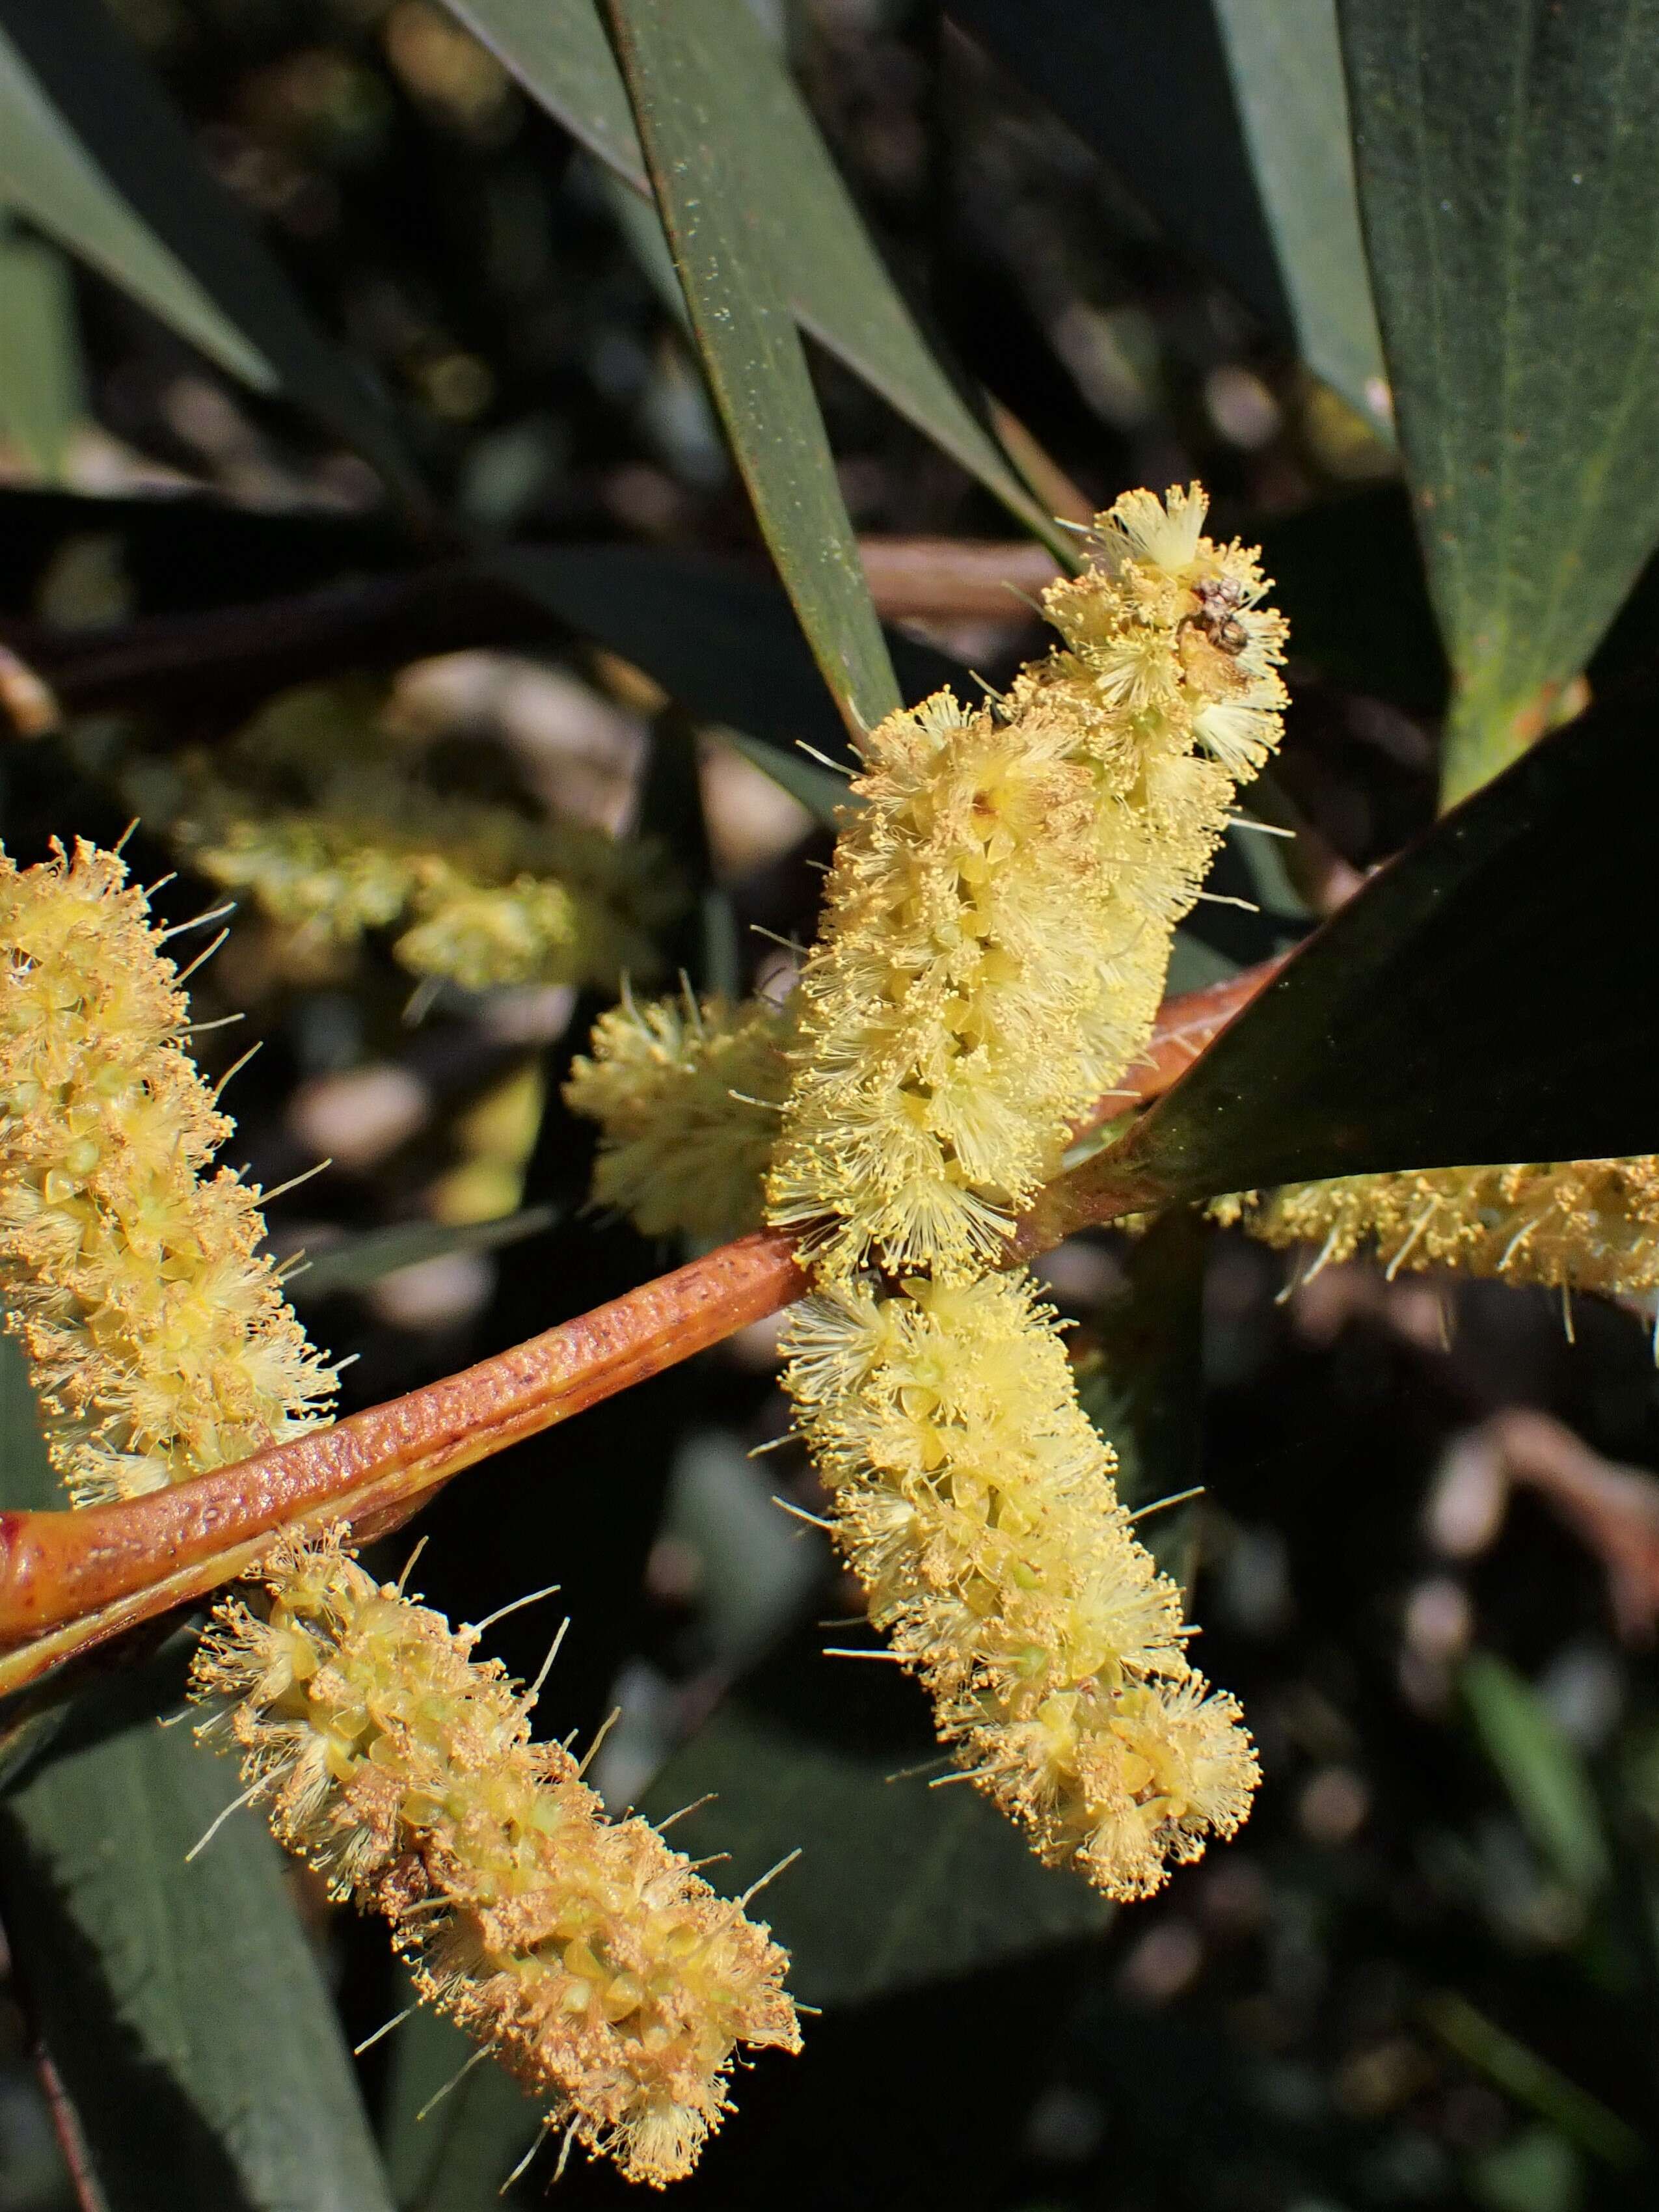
0, 964, 1277, 1690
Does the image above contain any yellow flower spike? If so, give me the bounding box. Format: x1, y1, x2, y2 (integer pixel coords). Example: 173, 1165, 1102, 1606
1214, 1157, 1659, 1300
563, 987, 798, 1242
779, 1270, 1259, 1901
766, 483, 1287, 1284
131, 684, 682, 995
0, 838, 338, 1504
2, 833, 800, 2185
191, 1532, 800, 2191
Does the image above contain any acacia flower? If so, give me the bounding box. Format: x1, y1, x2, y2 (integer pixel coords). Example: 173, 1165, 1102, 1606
780, 1269, 1258, 1899
131, 686, 680, 994
1215, 1157, 1659, 1299
193, 1533, 800, 2189
765, 484, 1287, 1283
0, 838, 337, 1504
563, 985, 796, 1242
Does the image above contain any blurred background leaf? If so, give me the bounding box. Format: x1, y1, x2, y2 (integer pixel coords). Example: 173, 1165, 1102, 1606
1463, 1654, 1610, 1904
949, 0, 1389, 435
0, 0, 427, 518
0, 220, 85, 482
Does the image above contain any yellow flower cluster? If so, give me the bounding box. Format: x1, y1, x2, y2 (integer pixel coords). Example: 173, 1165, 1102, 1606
193, 1534, 800, 2189
1215, 1157, 1659, 1296
781, 1272, 1258, 1897
137, 686, 679, 994
0, 833, 797, 2185
563, 987, 796, 1242
766, 484, 1287, 1283
0, 839, 337, 1505
755, 488, 1273, 1898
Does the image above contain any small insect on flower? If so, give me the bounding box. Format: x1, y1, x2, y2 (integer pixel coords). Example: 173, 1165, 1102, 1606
0, 838, 338, 1504
192, 1533, 801, 2189
766, 483, 1288, 1284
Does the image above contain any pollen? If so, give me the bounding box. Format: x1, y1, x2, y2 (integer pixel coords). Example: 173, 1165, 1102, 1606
191, 1533, 800, 2189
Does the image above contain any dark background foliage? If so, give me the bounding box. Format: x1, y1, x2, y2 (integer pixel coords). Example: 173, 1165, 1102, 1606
1, 7, 1658, 2212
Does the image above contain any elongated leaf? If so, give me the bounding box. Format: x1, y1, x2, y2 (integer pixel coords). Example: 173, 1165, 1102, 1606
951, 0, 1388, 433
638, 1698, 1107, 2009
0, 0, 425, 516
1463, 1653, 1610, 1902
0, 1342, 394, 2212
0, 1663, 398, 2212
1338, 0, 1659, 800
446, 0, 1055, 544
604, 0, 897, 740
293, 1206, 557, 1302
0, 219, 84, 478
1057, 679, 1659, 1222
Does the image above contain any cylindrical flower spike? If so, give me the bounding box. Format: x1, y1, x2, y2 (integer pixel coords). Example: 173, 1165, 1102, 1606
129, 684, 681, 994
192, 1533, 800, 2189
564, 986, 796, 1243
0, 832, 802, 2185
0, 839, 338, 1504
766, 485, 1287, 1284
1214, 1158, 1659, 1298
780, 1271, 1258, 1899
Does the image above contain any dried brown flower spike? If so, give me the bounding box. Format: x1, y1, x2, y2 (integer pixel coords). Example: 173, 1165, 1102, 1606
192, 1532, 800, 2189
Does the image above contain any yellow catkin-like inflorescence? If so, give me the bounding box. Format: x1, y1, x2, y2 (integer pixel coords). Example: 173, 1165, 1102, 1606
1214, 1158, 1659, 1296
133, 686, 681, 993
563, 986, 797, 1242
780, 1269, 1258, 1900
0, 839, 338, 1504
765, 483, 1287, 1284
192, 1533, 800, 2190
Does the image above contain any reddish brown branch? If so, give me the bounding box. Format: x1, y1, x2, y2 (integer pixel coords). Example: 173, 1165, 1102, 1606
0, 961, 1277, 1692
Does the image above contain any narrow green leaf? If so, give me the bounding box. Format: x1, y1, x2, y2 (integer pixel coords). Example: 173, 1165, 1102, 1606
293, 1206, 557, 1302
0, 0, 427, 518
1462, 1652, 1610, 1901
604, 0, 898, 741
1425, 1992, 1642, 2170
0, 1330, 394, 2211
0, 1661, 398, 2212
0, 217, 85, 478
1211, 0, 1389, 431
951, 0, 1389, 433
638, 1699, 1107, 2009
1338, 0, 1659, 802
1059, 680, 1659, 1220
445, 0, 1057, 544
